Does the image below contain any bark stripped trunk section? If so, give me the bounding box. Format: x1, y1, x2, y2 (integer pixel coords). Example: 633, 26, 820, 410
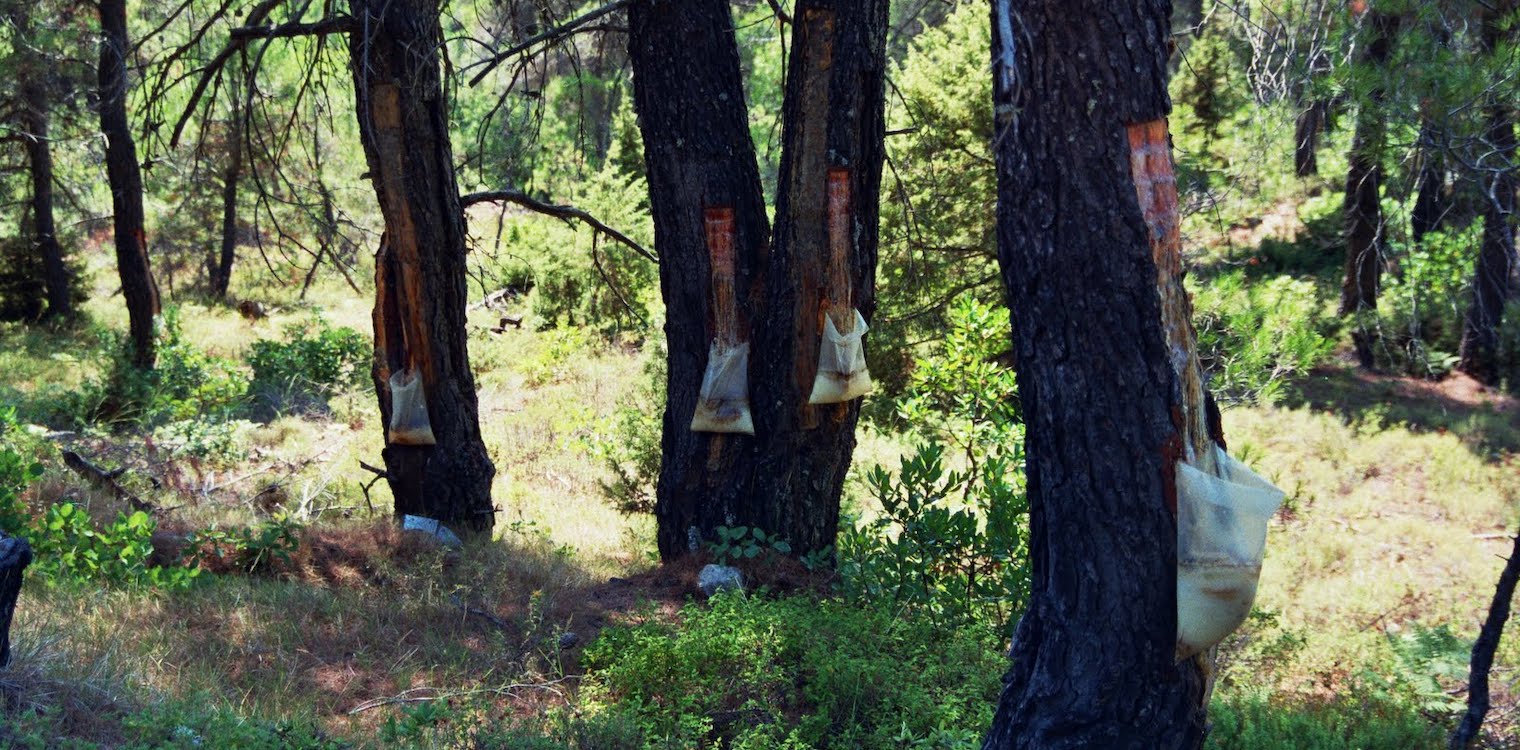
1458, 5, 1518, 385
21, 80, 72, 319
982, 1, 1207, 747
349, 0, 495, 532
746, 0, 889, 556
1339, 11, 1398, 368
99, 0, 160, 368
628, 0, 770, 560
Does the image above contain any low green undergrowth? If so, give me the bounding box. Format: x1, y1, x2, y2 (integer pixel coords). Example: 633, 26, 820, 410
579, 593, 1004, 750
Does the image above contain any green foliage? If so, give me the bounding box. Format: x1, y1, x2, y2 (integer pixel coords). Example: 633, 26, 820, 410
708, 525, 792, 565
185, 514, 303, 575
593, 338, 666, 515
1376, 224, 1481, 378
874, 3, 999, 394
581, 594, 1003, 749
1207, 685, 1443, 750
65, 307, 250, 430
841, 296, 1029, 636
1192, 270, 1336, 403
0, 234, 86, 322
246, 315, 370, 414
1382, 624, 1472, 717
841, 443, 1028, 637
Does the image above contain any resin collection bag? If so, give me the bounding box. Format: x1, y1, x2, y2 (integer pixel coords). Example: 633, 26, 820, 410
689, 208, 755, 435
1175, 446, 1283, 659
808, 309, 873, 404
690, 341, 755, 435
387, 367, 437, 446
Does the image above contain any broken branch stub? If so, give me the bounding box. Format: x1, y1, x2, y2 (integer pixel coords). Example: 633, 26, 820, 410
691, 208, 755, 434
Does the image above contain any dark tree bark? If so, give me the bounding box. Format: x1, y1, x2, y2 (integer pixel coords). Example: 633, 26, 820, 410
0, 533, 32, 668
748, 0, 890, 555
20, 81, 72, 320
1449, 533, 1520, 749
629, 0, 889, 560
210, 87, 244, 300
1458, 6, 1518, 385
628, 0, 772, 559
1411, 120, 1450, 244
98, 0, 161, 368
981, 1, 1214, 747
1294, 98, 1327, 178
1339, 11, 1398, 368
348, 0, 496, 532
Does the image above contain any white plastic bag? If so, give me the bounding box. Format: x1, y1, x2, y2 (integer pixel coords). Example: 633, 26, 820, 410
387, 367, 437, 446
1176, 446, 1283, 660
690, 342, 754, 435
808, 309, 873, 404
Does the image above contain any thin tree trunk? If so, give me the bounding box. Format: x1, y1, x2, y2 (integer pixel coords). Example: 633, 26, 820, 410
1338, 11, 1398, 369
981, 1, 1213, 747
1449, 532, 1520, 749
1411, 120, 1450, 244
628, 0, 772, 560
1458, 6, 1518, 385
748, 0, 890, 555
98, 0, 160, 368
0, 534, 32, 668
20, 81, 72, 319
348, 0, 496, 532
1295, 99, 1327, 177
211, 90, 244, 300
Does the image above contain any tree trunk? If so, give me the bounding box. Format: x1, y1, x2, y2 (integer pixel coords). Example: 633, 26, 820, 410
1294, 99, 1326, 178
348, 0, 496, 533
1411, 119, 1450, 244
748, 0, 890, 555
628, 0, 772, 560
1338, 12, 1398, 369
630, 0, 889, 560
98, 0, 160, 368
1457, 6, 1518, 385
0, 533, 32, 668
981, 1, 1213, 747
20, 81, 72, 320
211, 89, 243, 300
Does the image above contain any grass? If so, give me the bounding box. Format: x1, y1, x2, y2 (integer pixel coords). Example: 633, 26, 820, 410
0, 243, 1516, 748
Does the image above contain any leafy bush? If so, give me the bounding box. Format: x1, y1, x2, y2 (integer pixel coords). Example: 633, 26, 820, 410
1375, 224, 1480, 378
841, 443, 1028, 638
185, 514, 303, 576
65, 307, 250, 429
581, 594, 1003, 749
1207, 685, 1442, 750
1192, 270, 1336, 403
246, 315, 370, 415
708, 525, 792, 565
594, 338, 665, 515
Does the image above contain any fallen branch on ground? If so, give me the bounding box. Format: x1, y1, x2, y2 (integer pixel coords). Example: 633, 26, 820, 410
61, 451, 157, 514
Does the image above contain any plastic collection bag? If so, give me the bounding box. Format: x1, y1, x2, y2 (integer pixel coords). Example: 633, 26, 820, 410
1176, 446, 1284, 660
387, 367, 437, 446
808, 309, 873, 404
690, 342, 755, 435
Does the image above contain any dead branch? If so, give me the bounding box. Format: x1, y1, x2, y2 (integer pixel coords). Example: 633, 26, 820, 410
1450, 533, 1520, 749
229, 16, 357, 41
61, 451, 157, 514
460, 188, 656, 263
465, 0, 629, 86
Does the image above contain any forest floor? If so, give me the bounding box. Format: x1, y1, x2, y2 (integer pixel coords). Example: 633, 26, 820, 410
0, 273, 1518, 748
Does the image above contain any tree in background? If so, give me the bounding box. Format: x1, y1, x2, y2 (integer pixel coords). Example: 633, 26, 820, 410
982, 0, 1220, 745
1457, 1, 1518, 385
98, 0, 160, 368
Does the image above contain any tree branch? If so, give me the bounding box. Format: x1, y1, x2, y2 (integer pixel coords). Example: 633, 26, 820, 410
461, 189, 656, 263
465, 0, 628, 87
229, 15, 356, 41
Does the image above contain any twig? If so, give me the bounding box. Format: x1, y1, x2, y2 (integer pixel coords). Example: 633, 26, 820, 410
1450, 533, 1520, 749
60, 451, 157, 514
465, 0, 629, 86
460, 189, 656, 263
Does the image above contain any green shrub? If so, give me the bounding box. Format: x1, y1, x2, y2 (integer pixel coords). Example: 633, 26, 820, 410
65, 307, 250, 429
1192, 270, 1336, 403
185, 514, 303, 576
1375, 224, 1479, 378
246, 315, 370, 415
581, 594, 1003, 749
1207, 685, 1442, 750
593, 338, 665, 515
